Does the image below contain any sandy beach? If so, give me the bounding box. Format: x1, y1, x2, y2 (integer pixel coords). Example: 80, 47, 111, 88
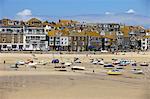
0, 52, 150, 99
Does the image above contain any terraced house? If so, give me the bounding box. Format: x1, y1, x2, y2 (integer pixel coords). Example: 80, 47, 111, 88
48, 30, 70, 51
0, 26, 24, 51
23, 26, 48, 51
0, 18, 149, 51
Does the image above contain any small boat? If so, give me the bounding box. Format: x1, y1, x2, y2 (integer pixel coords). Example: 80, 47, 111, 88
28, 62, 37, 69
131, 68, 143, 74
107, 69, 122, 75
101, 50, 108, 53
10, 64, 19, 68
112, 58, 118, 61
74, 57, 81, 63
52, 59, 59, 63
55, 66, 67, 71
119, 60, 131, 66
92, 59, 99, 64
104, 64, 114, 69
112, 60, 120, 65
16, 61, 25, 65
26, 59, 33, 64
140, 62, 149, 66
98, 61, 104, 65
92, 58, 104, 65
64, 62, 72, 66
131, 62, 137, 66
115, 66, 124, 70
38, 60, 47, 65
28, 62, 37, 66
54, 66, 66, 68
71, 66, 85, 70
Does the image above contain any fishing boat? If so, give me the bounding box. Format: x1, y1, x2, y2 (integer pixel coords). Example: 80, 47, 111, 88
71, 66, 85, 70
38, 60, 47, 65
140, 62, 149, 66
131, 68, 143, 74
92, 58, 104, 65
92, 59, 99, 64
64, 62, 72, 66
74, 57, 81, 63
107, 69, 122, 75
16, 61, 25, 65
98, 60, 105, 65
27, 62, 37, 69
112, 60, 120, 65
52, 59, 59, 63
104, 64, 114, 69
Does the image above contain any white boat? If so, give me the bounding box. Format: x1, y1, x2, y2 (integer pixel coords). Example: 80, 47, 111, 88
131, 68, 143, 74
71, 66, 85, 70
74, 57, 81, 63
112, 60, 120, 65
140, 62, 149, 66
101, 50, 108, 53
16, 61, 25, 65
98, 61, 104, 65
92, 60, 99, 64
38, 60, 47, 65
64, 62, 72, 66
28, 62, 37, 66
104, 64, 114, 69
92, 59, 104, 65
107, 69, 122, 75
27, 62, 37, 69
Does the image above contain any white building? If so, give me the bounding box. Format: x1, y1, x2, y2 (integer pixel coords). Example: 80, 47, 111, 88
48, 31, 70, 51
0, 26, 24, 51
23, 27, 48, 51
141, 32, 150, 50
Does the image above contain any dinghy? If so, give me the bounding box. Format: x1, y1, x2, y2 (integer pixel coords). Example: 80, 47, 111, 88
71, 66, 85, 70
107, 69, 122, 75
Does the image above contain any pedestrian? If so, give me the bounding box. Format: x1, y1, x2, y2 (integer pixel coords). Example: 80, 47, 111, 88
93, 70, 95, 73
4, 60, 5, 64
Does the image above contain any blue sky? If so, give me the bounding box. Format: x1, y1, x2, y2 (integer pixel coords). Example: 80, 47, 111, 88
0, 0, 150, 27
0, 0, 150, 18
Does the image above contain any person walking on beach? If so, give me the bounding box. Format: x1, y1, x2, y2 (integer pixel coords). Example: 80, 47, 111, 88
4, 60, 5, 64
93, 70, 95, 73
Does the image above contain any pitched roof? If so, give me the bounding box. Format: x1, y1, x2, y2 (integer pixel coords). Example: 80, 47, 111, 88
120, 26, 130, 37
27, 18, 42, 23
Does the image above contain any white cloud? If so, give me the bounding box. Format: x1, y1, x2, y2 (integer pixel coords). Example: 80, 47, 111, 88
126, 9, 136, 14
105, 12, 112, 15
16, 9, 34, 21
17, 9, 32, 16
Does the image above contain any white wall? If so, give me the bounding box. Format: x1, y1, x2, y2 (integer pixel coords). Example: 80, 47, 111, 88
60, 37, 69, 46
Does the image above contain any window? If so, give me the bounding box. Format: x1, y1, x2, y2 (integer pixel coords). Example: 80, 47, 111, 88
12, 45, 17, 48
19, 45, 23, 49
74, 37, 76, 40
2, 38, 6, 42
2, 29, 5, 32
56, 37, 59, 39
26, 45, 30, 48
3, 45, 7, 48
